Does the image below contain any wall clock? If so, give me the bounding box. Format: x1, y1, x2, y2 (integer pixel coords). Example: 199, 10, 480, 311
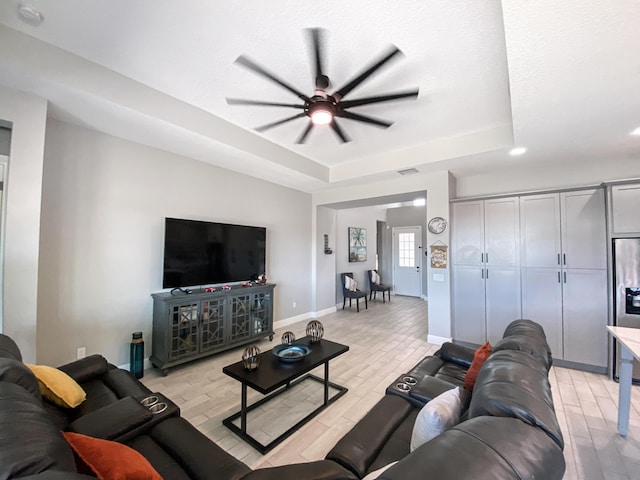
428, 217, 448, 234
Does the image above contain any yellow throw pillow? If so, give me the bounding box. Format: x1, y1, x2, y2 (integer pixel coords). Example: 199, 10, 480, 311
26, 364, 86, 408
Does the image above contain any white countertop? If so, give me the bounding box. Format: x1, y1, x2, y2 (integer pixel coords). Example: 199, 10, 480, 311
607, 326, 640, 360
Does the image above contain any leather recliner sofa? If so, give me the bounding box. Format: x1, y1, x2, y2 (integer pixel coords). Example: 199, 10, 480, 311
0, 319, 565, 480
0, 333, 355, 480
326, 319, 566, 480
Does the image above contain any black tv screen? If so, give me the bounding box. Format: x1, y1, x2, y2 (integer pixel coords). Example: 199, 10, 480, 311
162, 218, 266, 288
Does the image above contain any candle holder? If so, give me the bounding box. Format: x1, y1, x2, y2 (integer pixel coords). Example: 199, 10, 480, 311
306, 320, 324, 343
281, 331, 296, 345
242, 345, 261, 371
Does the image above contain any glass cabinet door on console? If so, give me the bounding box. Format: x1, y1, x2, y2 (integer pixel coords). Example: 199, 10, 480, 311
200, 297, 226, 353
168, 302, 199, 361
252, 291, 272, 337
229, 294, 253, 344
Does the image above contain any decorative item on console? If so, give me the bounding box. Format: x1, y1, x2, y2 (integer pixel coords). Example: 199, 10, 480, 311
257, 274, 267, 284
306, 320, 324, 343
242, 345, 261, 371
281, 331, 296, 345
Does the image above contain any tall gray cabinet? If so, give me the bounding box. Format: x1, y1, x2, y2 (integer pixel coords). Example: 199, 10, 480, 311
150, 283, 275, 375
452, 188, 607, 370
452, 197, 521, 346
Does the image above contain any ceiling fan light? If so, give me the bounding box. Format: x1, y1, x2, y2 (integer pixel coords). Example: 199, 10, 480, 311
311, 109, 333, 125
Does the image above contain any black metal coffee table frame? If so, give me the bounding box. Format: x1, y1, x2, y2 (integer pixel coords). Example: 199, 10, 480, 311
222, 337, 349, 453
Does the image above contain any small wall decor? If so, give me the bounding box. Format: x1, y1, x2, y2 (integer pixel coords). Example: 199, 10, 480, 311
242, 345, 261, 371
348, 227, 367, 262
324, 234, 333, 255
430, 241, 448, 269
306, 320, 324, 343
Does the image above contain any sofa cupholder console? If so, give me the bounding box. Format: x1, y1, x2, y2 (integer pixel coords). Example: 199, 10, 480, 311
139, 392, 179, 420
387, 373, 458, 407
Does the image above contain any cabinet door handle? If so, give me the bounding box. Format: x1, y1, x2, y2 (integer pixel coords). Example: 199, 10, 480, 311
485, 253, 489, 263
564, 272, 567, 283
481, 268, 484, 279
557, 254, 560, 265
558, 271, 561, 283
563, 254, 566, 265
486, 268, 489, 279
481, 253, 484, 263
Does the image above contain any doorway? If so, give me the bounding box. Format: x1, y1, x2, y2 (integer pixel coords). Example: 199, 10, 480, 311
392, 226, 422, 297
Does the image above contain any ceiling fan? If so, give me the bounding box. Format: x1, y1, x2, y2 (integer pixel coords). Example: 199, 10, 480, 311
226, 28, 419, 144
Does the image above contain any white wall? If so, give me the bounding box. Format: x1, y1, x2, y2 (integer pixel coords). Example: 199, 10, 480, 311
0, 86, 47, 362
312, 171, 454, 342
38, 119, 313, 366
385, 205, 428, 298
335, 207, 387, 304
315, 205, 337, 312
455, 157, 640, 199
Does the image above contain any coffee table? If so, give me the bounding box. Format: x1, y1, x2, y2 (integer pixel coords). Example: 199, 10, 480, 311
222, 337, 349, 453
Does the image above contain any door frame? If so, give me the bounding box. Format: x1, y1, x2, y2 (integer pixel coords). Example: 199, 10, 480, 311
392, 225, 423, 297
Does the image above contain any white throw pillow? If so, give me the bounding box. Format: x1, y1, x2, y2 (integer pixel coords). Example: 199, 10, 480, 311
373, 271, 381, 285
344, 275, 357, 291
410, 387, 466, 452
362, 461, 398, 480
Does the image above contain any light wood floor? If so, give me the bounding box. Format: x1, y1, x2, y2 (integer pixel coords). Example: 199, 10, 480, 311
141, 296, 640, 479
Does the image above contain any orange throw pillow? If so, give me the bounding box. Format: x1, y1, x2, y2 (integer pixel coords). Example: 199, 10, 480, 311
464, 342, 492, 392
63, 431, 163, 480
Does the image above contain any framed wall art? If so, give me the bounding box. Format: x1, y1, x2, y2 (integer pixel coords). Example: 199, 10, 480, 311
348, 227, 367, 262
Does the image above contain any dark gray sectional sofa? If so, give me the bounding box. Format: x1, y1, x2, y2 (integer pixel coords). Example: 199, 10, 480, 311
0, 319, 565, 480
326, 319, 565, 480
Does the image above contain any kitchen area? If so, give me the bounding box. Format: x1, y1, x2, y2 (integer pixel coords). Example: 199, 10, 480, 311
609, 181, 640, 383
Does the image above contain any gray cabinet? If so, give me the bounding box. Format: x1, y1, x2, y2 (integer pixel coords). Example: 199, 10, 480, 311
151, 284, 275, 374
452, 197, 521, 345
610, 183, 640, 235
453, 188, 607, 369
520, 189, 607, 368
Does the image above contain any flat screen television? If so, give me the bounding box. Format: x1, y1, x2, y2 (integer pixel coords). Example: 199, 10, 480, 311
162, 217, 266, 288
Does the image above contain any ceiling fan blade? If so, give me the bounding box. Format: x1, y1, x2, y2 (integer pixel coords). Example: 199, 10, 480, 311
226, 98, 305, 109
296, 122, 315, 144
339, 89, 419, 109
330, 119, 351, 143
332, 46, 403, 100
306, 28, 329, 89
235, 55, 311, 102
255, 112, 307, 132
336, 110, 392, 128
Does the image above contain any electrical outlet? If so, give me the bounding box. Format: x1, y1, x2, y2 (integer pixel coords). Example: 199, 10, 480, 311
292, 301, 296, 308
76, 347, 86, 359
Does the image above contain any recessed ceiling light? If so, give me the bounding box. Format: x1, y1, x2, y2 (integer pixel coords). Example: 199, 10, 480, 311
631, 126, 640, 136
509, 147, 527, 156
413, 198, 426, 207
17, 4, 43, 26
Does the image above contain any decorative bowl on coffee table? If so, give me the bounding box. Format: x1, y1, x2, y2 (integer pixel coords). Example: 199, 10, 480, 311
272, 344, 311, 362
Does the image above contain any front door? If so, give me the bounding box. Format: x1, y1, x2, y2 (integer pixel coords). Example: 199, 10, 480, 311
393, 226, 422, 297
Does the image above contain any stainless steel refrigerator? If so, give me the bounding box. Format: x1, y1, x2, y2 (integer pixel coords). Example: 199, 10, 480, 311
613, 238, 640, 382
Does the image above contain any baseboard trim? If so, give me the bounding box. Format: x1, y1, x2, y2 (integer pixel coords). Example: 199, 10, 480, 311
553, 358, 607, 374
274, 313, 311, 330
117, 358, 152, 373
314, 306, 337, 318
427, 334, 452, 346
274, 306, 338, 330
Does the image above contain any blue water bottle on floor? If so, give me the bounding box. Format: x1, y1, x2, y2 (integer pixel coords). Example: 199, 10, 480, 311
130, 332, 144, 379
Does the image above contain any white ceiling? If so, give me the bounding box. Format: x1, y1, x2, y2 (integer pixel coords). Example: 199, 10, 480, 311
0, 0, 638, 194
